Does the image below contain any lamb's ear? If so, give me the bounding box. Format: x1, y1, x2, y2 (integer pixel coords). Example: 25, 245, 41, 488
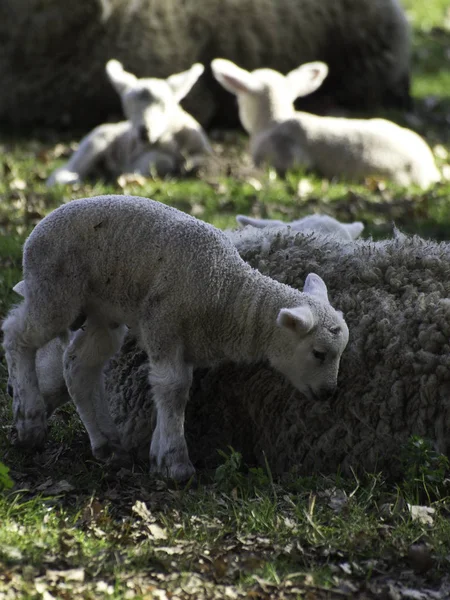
286, 61, 329, 100
167, 63, 204, 102
345, 222, 364, 240
211, 58, 264, 95
106, 59, 138, 94
13, 280, 26, 297
303, 273, 329, 302
277, 305, 315, 337
236, 215, 284, 229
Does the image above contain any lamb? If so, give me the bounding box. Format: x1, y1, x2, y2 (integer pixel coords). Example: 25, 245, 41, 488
0, 0, 411, 130
236, 214, 364, 241
47, 61, 210, 186
211, 59, 440, 188
2, 195, 349, 482
13, 225, 450, 480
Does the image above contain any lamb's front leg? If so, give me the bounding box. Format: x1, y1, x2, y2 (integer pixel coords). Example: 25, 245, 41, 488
46, 124, 119, 186
148, 354, 194, 482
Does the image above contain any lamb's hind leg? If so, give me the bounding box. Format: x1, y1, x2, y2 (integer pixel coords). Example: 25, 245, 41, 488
63, 316, 128, 462
145, 345, 194, 483
2, 302, 70, 449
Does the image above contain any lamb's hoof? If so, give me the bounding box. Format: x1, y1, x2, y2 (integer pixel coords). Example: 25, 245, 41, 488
46, 170, 80, 187
14, 418, 48, 450
150, 459, 196, 484
107, 448, 133, 470
93, 441, 131, 467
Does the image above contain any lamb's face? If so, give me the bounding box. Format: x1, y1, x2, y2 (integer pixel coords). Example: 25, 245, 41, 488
105, 59, 204, 145
269, 274, 349, 401
122, 80, 176, 144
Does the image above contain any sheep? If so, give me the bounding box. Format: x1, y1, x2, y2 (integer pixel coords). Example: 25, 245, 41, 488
0, 0, 411, 131
211, 59, 440, 188
47, 61, 210, 185
236, 214, 364, 241
100, 226, 450, 478
13, 224, 450, 480
2, 195, 349, 482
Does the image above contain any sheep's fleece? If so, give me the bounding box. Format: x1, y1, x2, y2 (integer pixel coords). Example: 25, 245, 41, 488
0, 0, 411, 130
99, 227, 450, 478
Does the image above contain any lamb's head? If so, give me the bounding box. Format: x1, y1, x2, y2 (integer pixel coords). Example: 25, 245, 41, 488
236, 214, 364, 241
106, 59, 204, 143
211, 58, 329, 134
269, 274, 349, 401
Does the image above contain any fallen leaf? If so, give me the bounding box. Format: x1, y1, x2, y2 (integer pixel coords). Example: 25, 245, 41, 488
408, 504, 435, 525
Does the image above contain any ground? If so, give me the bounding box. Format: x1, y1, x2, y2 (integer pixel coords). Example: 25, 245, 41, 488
2, 1, 450, 598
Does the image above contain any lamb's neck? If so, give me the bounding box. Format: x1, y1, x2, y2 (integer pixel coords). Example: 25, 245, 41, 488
222, 268, 301, 363
251, 95, 296, 134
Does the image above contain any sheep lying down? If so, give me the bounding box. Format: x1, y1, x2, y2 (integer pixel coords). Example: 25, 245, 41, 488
47, 61, 211, 186
212, 59, 440, 188
10, 220, 450, 480
2, 195, 348, 482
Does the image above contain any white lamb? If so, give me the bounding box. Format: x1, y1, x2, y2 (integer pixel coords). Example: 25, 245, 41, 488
2, 195, 349, 482
236, 214, 364, 241
211, 59, 440, 189
47, 61, 211, 186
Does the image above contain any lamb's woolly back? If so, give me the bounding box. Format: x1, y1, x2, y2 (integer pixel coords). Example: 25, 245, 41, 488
211, 58, 439, 188
236, 214, 364, 241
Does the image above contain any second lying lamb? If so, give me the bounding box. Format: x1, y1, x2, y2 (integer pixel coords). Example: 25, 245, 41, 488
236, 214, 364, 241
211, 59, 440, 188
47, 61, 211, 186
2, 195, 349, 482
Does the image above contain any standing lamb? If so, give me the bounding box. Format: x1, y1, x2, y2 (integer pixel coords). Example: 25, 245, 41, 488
236, 214, 364, 241
47, 61, 210, 185
0, 0, 411, 130
2, 195, 349, 482
211, 59, 439, 188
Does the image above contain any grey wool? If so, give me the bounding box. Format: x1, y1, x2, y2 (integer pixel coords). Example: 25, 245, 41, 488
103, 227, 450, 478
0, 0, 411, 131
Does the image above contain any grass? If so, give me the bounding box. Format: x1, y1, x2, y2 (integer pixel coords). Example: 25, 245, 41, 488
2, 1, 450, 597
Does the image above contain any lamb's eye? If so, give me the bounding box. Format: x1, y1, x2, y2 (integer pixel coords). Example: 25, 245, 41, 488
313, 350, 326, 362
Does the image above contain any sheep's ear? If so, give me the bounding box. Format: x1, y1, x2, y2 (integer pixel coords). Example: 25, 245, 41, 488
106, 59, 138, 94
286, 61, 329, 100
236, 215, 284, 229
345, 222, 364, 240
277, 306, 315, 336
303, 273, 329, 302
211, 59, 264, 95
12, 280, 26, 297
167, 63, 204, 102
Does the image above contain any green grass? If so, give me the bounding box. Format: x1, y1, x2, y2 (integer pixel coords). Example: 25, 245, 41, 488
2, 1, 450, 597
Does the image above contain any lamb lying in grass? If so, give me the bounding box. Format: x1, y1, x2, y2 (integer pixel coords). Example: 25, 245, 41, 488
211, 59, 440, 189
47, 61, 211, 186
15, 224, 450, 479
236, 214, 364, 241
2, 195, 349, 481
